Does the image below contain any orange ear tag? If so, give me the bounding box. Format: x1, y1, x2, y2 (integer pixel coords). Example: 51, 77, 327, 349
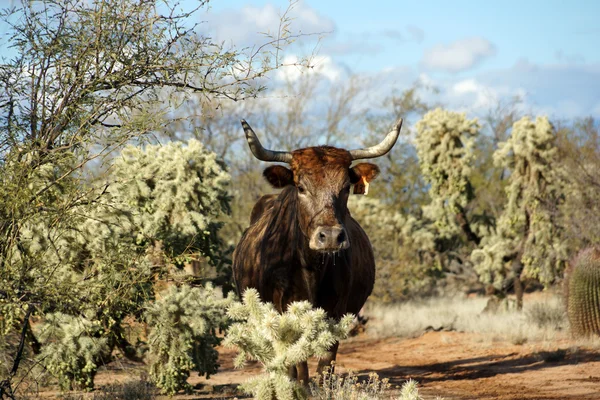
353, 176, 370, 195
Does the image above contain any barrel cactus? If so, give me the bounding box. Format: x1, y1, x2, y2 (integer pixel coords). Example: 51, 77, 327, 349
565, 247, 600, 337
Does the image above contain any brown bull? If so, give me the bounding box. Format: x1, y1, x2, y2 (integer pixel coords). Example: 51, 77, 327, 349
232, 119, 403, 384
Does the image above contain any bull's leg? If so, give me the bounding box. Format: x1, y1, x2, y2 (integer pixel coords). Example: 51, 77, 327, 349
296, 360, 309, 386
288, 365, 298, 380
316, 341, 339, 376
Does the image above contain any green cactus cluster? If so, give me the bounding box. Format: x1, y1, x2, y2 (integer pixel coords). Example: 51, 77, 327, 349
565, 247, 600, 337
223, 289, 354, 400
145, 284, 235, 395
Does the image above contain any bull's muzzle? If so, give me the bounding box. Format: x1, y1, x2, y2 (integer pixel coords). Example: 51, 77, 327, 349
309, 225, 349, 252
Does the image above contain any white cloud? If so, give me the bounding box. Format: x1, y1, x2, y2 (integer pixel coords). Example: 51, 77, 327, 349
276, 54, 344, 82
204, 2, 334, 48
421, 37, 496, 73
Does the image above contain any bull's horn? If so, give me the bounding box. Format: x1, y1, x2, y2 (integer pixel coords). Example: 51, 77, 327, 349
241, 119, 293, 163
349, 119, 403, 160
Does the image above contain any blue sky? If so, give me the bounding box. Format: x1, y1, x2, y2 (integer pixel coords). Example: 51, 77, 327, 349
201, 0, 600, 118
1, 0, 598, 118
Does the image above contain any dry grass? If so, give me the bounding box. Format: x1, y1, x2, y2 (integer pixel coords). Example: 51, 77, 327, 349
310, 369, 437, 400
365, 294, 570, 345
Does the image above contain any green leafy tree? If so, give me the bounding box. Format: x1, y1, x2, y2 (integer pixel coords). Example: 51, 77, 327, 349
14, 138, 232, 392
224, 289, 353, 400
145, 284, 234, 395
471, 116, 568, 308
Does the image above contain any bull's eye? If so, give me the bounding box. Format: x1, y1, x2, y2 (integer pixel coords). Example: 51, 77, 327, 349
297, 185, 306, 194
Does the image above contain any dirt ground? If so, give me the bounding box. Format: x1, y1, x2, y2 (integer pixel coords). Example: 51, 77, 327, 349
28, 322, 600, 400
79, 329, 600, 400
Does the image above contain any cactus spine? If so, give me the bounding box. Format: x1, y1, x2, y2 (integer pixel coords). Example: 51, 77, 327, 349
566, 247, 600, 337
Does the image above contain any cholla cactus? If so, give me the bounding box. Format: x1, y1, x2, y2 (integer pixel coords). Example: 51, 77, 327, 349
110, 139, 231, 260
36, 313, 109, 391
145, 283, 234, 395
415, 108, 480, 240
472, 116, 567, 287
348, 196, 438, 302
223, 289, 354, 400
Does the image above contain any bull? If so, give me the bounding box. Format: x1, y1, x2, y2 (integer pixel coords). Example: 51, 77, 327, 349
232, 119, 403, 384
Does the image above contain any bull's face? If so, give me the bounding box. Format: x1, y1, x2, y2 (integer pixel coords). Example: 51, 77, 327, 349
262, 149, 380, 252
241, 119, 403, 253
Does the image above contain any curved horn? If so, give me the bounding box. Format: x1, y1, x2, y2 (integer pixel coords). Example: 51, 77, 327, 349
241, 119, 292, 163
349, 119, 403, 160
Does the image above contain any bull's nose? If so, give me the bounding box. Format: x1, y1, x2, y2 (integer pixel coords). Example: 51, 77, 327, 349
310, 225, 349, 251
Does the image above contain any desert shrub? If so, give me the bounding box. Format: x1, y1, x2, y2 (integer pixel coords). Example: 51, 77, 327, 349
565, 247, 600, 337
366, 295, 566, 343
93, 377, 156, 400
310, 370, 391, 400
526, 301, 566, 330
310, 371, 432, 400
145, 284, 234, 395
36, 314, 109, 391
223, 289, 354, 400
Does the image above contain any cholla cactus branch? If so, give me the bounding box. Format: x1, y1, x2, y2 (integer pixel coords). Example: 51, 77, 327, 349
36, 313, 109, 391
224, 289, 354, 400
415, 108, 480, 242
145, 284, 235, 395
472, 116, 567, 289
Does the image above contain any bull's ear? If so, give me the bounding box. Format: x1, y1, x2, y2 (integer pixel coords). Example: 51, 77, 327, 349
263, 165, 294, 188
349, 163, 380, 195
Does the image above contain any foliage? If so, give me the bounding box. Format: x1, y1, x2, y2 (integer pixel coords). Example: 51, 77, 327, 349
310, 370, 391, 400
310, 370, 432, 400
526, 300, 566, 330
145, 284, 234, 395
93, 377, 157, 400
415, 108, 481, 240
223, 289, 354, 400
109, 139, 231, 269
556, 118, 600, 248
348, 197, 439, 302
35, 313, 109, 391
0, 0, 302, 390
565, 247, 600, 337
472, 116, 568, 288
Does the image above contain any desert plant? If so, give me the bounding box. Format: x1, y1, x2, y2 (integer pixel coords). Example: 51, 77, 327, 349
472, 116, 568, 308
526, 300, 566, 330
93, 376, 157, 400
310, 370, 391, 400
223, 289, 354, 400
415, 108, 481, 243
145, 284, 234, 395
565, 247, 600, 337
0, 0, 303, 393
36, 314, 109, 391
310, 370, 431, 400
